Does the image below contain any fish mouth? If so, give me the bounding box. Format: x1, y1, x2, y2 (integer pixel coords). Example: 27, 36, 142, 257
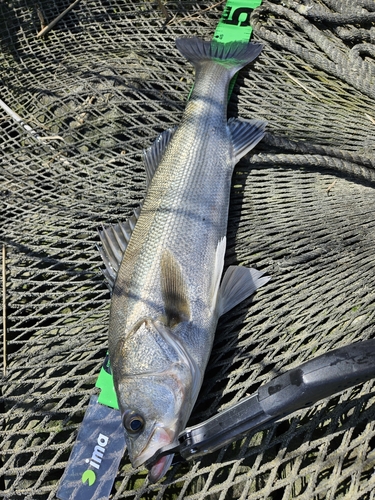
148, 453, 175, 483
132, 426, 175, 472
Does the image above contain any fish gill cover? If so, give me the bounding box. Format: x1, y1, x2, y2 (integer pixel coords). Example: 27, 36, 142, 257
1, 0, 375, 499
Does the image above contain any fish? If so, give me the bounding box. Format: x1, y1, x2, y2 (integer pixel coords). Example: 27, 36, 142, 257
98, 36, 270, 482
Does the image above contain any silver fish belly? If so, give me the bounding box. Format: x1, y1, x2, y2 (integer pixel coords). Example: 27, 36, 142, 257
98, 36, 269, 482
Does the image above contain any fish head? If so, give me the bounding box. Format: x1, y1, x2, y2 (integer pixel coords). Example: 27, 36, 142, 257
112, 317, 201, 482
119, 374, 180, 482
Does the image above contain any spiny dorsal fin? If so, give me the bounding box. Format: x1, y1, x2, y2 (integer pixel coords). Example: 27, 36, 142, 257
160, 250, 191, 328
143, 128, 176, 188
217, 266, 270, 317
228, 117, 267, 163
97, 206, 142, 291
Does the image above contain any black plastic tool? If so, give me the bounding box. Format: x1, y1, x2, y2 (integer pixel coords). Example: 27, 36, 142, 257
146, 339, 375, 465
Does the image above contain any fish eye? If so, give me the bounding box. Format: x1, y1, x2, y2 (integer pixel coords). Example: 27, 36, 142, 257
123, 411, 145, 434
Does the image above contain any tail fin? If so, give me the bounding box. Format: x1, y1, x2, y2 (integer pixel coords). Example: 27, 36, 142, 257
175, 37, 262, 78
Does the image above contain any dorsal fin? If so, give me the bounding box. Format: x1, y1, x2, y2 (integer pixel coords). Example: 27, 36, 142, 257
143, 128, 176, 187
97, 206, 142, 291
160, 250, 191, 328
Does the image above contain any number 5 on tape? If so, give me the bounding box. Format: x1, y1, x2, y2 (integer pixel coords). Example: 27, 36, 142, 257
214, 0, 262, 43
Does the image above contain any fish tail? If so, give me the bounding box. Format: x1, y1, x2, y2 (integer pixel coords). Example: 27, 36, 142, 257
175, 37, 262, 79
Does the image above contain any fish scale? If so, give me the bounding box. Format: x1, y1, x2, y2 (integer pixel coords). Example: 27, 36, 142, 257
98, 36, 270, 482
110, 133, 231, 339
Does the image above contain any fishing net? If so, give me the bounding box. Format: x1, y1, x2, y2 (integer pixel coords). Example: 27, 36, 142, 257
1, 0, 375, 498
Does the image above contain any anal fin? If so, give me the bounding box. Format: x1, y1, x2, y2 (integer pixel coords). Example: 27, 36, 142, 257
228, 117, 267, 163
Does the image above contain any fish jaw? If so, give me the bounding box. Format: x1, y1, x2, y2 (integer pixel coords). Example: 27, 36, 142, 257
131, 425, 177, 482
131, 426, 175, 469
148, 454, 175, 483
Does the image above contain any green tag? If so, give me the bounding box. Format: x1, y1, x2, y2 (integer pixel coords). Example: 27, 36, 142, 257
95, 353, 119, 410
214, 0, 262, 42
214, 0, 263, 98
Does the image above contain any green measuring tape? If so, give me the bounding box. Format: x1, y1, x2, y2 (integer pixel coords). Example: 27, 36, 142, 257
95, 352, 118, 409
95, 0, 263, 411
214, 0, 262, 42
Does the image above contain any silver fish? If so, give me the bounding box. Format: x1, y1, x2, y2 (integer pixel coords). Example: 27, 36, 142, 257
98, 37, 269, 482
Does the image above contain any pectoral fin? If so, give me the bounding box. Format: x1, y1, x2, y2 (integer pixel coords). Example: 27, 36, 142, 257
217, 265, 270, 317
228, 117, 267, 163
160, 250, 191, 327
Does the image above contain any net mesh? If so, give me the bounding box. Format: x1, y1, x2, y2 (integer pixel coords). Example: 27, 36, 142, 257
1, 0, 375, 498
